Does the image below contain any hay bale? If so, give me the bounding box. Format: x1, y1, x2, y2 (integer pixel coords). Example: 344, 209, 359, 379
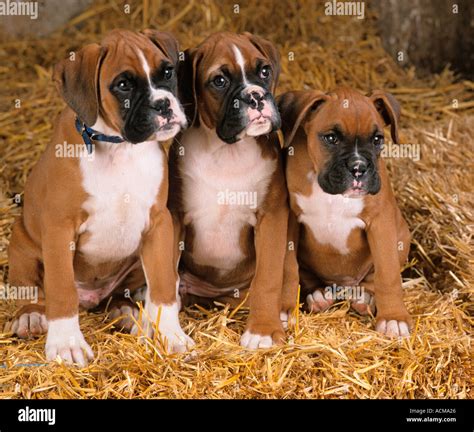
0, 0, 472, 399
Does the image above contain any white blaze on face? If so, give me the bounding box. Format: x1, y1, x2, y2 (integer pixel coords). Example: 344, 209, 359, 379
137, 50, 187, 140
353, 138, 364, 164
232, 44, 249, 86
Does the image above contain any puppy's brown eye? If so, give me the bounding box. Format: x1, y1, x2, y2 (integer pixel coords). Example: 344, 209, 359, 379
259, 66, 271, 79
324, 133, 338, 145
117, 79, 132, 92
212, 75, 228, 88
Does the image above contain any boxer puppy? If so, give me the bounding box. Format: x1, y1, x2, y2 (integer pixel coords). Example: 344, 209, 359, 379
278, 87, 412, 337
6, 29, 193, 366
169, 32, 288, 348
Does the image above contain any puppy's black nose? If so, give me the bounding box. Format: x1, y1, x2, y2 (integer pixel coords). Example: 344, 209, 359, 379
347, 157, 368, 178
247, 91, 264, 110
153, 98, 171, 116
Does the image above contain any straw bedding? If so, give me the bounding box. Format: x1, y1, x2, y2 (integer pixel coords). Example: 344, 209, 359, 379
0, 0, 472, 399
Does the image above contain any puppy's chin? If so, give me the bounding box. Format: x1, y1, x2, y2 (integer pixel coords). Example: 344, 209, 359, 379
342, 188, 368, 198
155, 123, 182, 141
245, 118, 272, 137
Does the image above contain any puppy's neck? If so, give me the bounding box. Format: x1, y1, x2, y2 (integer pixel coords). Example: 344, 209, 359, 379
90, 115, 121, 138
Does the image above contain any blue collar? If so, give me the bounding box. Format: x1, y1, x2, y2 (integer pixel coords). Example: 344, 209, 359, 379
75, 117, 125, 154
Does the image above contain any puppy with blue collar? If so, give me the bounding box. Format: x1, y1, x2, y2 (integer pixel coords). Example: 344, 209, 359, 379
6, 29, 193, 366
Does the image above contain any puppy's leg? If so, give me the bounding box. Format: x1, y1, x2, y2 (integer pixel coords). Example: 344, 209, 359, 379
397, 213, 411, 266
171, 212, 185, 310
7, 219, 47, 337
132, 207, 194, 353
42, 224, 93, 367
240, 200, 287, 349
350, 213, 409, 317
366, 214, 412, 338
280, 210, 300, 329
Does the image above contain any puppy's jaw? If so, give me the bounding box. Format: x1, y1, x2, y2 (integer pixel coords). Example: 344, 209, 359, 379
342, 188, 368, 198
245, 118, 272, 136
155, 122, 183, 141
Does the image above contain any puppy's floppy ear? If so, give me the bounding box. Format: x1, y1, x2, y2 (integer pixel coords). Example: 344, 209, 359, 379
370, 90, 401, 144
277, 90, 328, 147
178, 47, 203, 128
142, 29, 179, 65
53, 44, 107, 127
243, 32, 280, 92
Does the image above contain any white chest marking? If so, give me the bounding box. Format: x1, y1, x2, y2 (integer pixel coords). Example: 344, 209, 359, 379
79, 141, 164, 264
296, 181, 366, 255
180, 126, 276, 271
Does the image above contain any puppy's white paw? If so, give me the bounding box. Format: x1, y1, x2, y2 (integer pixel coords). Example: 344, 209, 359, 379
45, 316, 94, 367
10, 310, 48, 338
376, 319, 410, 338
240, 331, 273, 349
131, 301, 194, 354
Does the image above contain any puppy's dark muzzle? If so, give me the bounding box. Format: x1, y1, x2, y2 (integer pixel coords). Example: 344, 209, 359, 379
229, 86, 271, 111
217, 86, 279, 144
242, 91, 265, 110
346, 156, 369, 179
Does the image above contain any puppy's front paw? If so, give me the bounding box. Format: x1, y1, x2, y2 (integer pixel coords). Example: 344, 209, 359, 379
7, 305, 48, 338
45, 316, 94, 367
375, 316, 411, 338
240, 322, 285, 349
131, 302, 194, 353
